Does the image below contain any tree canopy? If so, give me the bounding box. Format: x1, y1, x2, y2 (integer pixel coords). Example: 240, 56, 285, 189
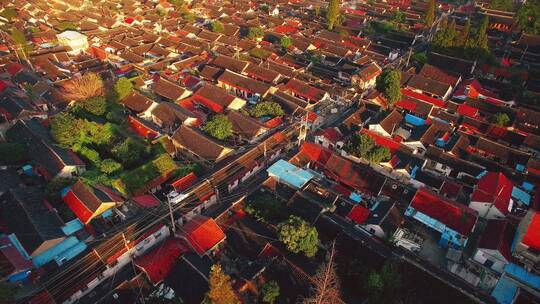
424, 0, 435, 27
62, 72, 105, 102
261, 281, 280, 304
211, 21, 225, 33
516, 1, 540, 34
491, 112, 510, 127
490, 0, 514, 11
205, 264, 239, 304
113, 78, 133, 101
245, 193, 284, 223
280, 36, 293, 49
249, 101, 284, 118
0, 143, 27, 165
80, 96, 107, 116
278, 215, 319, 257
0, 8, 18, 22
203, 114, 233, 140
247, 27, 264, 40
367, 261, 402, 303
326, 0, 341, 30
345, 133, 391, 163
376, 69, 402, 105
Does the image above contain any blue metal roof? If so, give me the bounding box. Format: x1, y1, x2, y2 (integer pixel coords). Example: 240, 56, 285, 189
491, 275, 518, 304
504, 263, 540, 289
522, 182, 534, 192
404, 114, 425, 126
349, 192, 362, 203
512, 187, 531, 205
267, 159, 314, 189
61, 219, 83, 236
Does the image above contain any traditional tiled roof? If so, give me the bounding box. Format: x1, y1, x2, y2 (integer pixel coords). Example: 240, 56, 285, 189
410, 188, 478, 236
181, 216, 225, 255
478, 219, 514, 261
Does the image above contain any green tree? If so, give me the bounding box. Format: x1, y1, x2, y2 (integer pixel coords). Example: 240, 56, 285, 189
376, 69, 402, 105
424, 0, 436, 27
245, 193, 284, 223
278, 215, 319, 257
0, 283, 15, 302
0, 143, 27, 164
0, 8, 18, 22
261, 281, 280, 304
112, 137, 151, 167
100, 159, 123, 174
326, 0, 341, 30
247, 27, 264, 40
446, 20, 458, 47
476, 16, 490, 50
491, 112, 510, 126
280, 36, 293, 49
490, 0, 514, 11
367, 146, 391, 163
57, 21, 77, 31
412, 52, 427, 65
393, 9, 405, 26
44, 177, 74, 204
203, 114, 233, 140
249, 101, 284, 118
81, 96, 107, 116
458, 19, 471, 47
113, 78, 133, 101
367, 261, 402, 303
10, 27, 31, 59
211, 21, 225, 33
433, 16, 448, 47
516, 2, 540, 34
205, 264, 239, 304
183, 12, 196, 22
51, 112, 82, 147
344, 133, 375, 158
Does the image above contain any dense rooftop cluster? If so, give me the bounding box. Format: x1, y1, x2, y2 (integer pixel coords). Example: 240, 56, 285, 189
0, 0, 540, 303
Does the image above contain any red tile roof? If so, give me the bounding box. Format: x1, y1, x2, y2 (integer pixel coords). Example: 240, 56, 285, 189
182, 216, 225, 255
171, 172, 198, 192
132, 195, 161, 208
411, 188, 478, 236
284, 79, 326, 103
347, 205, 370, 224
135, 238, 187, 284
524, 212, 540, 251
457, 104, 479, 118
361, 129, 402, 153
471, 172, 513, 215
401, 89, 445, 108
478, 220, 514, 261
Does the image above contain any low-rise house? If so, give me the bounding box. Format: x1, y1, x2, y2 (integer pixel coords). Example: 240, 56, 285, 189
62, 180, 124, 225
6, 119, 85, 180
171, 125, 233, 163
353, 62, 382, 90
469, 172, 513, 220
0, 188, 87, 269
226, 110, 268, 142
152, 77, 192, 102
191, 84, 246, 113
283, 78, 329, 105
217, 70, 274, 101
473, 219, 515, 273
211, 55, 249, 73
513, 210, 540, 272
406, 74, 453, 101
314, 127, 344, 149
121, 91, 159, 117
178, 215, 226, 256
405, 187, 478, 249
56, 31, 89, 54
151, 102, 199, 133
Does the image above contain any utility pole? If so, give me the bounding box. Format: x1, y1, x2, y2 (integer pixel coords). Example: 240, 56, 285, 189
167, 195, 176, 233
298, 112, 308, 146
